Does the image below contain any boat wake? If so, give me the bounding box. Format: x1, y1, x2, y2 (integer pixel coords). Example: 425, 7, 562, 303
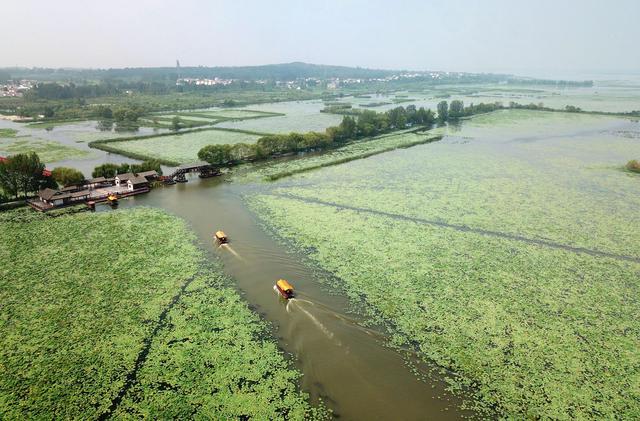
218, 243, 243, 260
287, 298, 340, 345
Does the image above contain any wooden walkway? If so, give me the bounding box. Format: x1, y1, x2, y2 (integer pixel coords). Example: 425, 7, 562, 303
168, 162, 220, 182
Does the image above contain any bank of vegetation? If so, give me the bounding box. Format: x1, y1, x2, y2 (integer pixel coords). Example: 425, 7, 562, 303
240, 130, 442, 182
0, 208, 322, 419
198, 105, 438, 166
88, 126, 270, 166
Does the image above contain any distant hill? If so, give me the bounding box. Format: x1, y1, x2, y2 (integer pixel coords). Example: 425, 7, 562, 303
3, 62, 402, 82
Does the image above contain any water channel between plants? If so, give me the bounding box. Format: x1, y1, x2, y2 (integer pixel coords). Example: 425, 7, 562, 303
116, 178, 472, 420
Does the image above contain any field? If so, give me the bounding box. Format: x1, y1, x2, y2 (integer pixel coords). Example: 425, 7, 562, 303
95, 128, 263, 165
0, 208, 316, 419
0, 131, 90, 162
143, 109, 282, 129
246, 110, 640, 418
190, 109, 280, 119
217, 100, 343, 134
0, 120, 170, 165
152, 114, 221, 123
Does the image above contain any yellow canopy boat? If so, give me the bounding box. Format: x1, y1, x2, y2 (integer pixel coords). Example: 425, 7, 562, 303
215, 230, 228, 243
276, 279, 294, 299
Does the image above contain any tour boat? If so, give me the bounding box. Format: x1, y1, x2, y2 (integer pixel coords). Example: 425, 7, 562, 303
215, 230, 228, 243
275, 279, 294, 299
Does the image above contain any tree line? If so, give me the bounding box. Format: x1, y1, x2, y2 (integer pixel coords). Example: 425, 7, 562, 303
198, 100, 555, 167
91, 160, 163, 178
199, 105, 437, 165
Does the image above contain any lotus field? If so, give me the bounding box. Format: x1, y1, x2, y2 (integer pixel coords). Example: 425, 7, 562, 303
247, 110, 640, 418
0, 208, 315, 419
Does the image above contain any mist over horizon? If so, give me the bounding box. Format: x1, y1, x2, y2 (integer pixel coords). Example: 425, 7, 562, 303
1, 0, 639, 78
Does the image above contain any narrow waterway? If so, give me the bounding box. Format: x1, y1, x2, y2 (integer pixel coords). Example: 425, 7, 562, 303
117, 176, 471, 420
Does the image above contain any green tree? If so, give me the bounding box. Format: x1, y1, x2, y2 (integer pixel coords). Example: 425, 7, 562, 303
229, 143, 256, 162
130, 160, 163, 175
94, 105, 113, 119
449, 100, 464, 120
171, 116, 183, 131
51, 167, 85, 186
198, 144, 233, 165
338, 116, 357, 139
92, 163, 120, 178
43, 106, 55, 118
437, 101, 449, 123
388, 107, 407, 129
0, 152, 47, 198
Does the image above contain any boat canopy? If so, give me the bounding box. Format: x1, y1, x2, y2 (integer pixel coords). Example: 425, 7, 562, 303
215, 231, 227, 239
276, 279, 294, 293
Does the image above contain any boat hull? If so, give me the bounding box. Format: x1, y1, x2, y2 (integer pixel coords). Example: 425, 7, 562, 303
276, 284, 294, 299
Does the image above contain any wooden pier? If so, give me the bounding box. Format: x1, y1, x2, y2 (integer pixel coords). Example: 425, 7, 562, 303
168, 162, 221, 182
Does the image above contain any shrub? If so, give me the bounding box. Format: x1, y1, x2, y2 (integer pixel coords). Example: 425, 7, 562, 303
626, 159, 640, 173
51, 167, 85, 186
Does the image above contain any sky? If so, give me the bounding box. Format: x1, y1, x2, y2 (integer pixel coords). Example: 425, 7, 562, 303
1, 0, 639, 76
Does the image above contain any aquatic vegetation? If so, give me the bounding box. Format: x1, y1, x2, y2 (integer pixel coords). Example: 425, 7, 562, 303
113, 270, 319, 419
0, 136, 90, 162
246, 110, 640, 418
193, 109, 281, 119
238, 130, 441, 182
25, 119, 87, 129
218, 113, 343, 134
96, 129, 263, 165
212, 100, 343, 134
154, 114, 220, 123
0, 207, 316, 419
0, 128, 17, 137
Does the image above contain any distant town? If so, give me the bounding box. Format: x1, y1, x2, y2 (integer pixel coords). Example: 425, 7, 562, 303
176, 71, 449, 90
0, 80, 36, 97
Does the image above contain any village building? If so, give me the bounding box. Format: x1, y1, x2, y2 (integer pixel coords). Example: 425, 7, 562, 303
114, 173, 136, 187
127, 175, 149, 191
39, 188, 71, 206
84, 176, 112, 189
31, 169, 159, 211
136, 170, 158, 180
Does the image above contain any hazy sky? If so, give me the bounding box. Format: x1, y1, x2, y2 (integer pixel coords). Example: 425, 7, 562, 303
1, 0, 639, 76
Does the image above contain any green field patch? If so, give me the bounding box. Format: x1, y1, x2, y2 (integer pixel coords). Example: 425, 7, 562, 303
25, 119, 88, 129
0, 208, 316, 419
0, 136, 90, 162
192, 109, 279, 119
218, 113, 343, 134
0, 128, 18, 137
99, 128, 262, 164
153, 114, 219, 123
